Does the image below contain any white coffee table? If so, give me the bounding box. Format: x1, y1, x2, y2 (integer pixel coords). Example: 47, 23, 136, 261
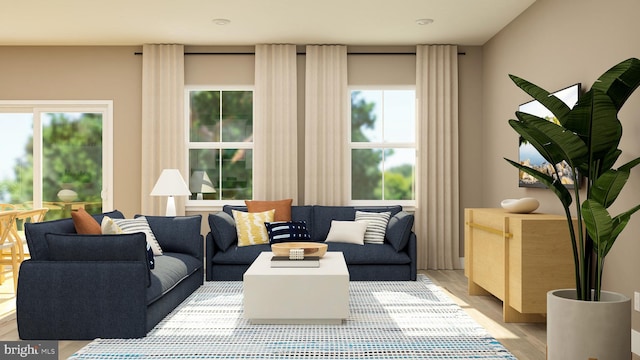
243, 251, 350, 324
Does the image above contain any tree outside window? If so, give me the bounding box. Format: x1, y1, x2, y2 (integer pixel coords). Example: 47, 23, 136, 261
0, 110, 105, 219
350, 89, 416, 202
188, 90, 253, 201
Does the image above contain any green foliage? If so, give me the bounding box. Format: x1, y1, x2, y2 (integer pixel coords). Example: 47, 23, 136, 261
351, 92, 383, 200
350, 92, 414, 201
189, 90, 254, 200
383, 164, 414, 200
505, 58, 640, 300
1, 112, 103, 219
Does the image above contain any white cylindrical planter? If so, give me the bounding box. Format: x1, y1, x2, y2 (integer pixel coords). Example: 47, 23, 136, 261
547, 289, 630, 360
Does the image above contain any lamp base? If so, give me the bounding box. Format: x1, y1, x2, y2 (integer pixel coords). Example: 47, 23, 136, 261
165, 196, 177, 216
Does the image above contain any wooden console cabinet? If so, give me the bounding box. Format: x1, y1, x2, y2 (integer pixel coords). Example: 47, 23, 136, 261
464, 208, 575, 322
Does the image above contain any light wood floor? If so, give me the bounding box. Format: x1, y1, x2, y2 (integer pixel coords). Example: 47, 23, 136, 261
423, 270, 546, 360
0, 270, 548, 359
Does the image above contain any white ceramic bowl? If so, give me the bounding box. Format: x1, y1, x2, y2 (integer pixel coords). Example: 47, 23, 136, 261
500, 197, 539, 213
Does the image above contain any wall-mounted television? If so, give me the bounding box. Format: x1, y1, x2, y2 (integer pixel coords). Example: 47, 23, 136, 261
518, 83, 581, 188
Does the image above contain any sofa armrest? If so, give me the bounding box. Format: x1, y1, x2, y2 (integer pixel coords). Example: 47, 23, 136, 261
17, 260, 148, 339
205, 232, 215, 281
139, 215, 204, 260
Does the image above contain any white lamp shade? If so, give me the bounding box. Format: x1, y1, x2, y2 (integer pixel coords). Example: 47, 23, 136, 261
190, 170, 216, 194
150, 169, 192, 196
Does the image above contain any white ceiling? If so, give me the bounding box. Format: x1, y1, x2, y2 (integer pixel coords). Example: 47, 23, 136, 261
0, 0, 536, 46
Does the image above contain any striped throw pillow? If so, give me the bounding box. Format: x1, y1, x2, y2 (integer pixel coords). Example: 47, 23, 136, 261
355, 211, 391, 245
101, 216, 156, 269
110, 216, 163, 256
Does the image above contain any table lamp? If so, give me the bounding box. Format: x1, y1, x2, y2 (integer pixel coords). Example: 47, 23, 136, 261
189, 170, 216, 200
150, 169, 191, 216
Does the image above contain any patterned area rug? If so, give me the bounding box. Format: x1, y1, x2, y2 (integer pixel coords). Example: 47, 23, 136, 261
71, 275, 515, 359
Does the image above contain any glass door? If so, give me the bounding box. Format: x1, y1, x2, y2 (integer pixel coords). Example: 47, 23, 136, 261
0, 102, 112, 219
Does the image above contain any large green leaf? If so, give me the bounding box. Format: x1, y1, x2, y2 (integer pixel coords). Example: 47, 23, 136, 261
510, 75, 572, 126
607, 204, 640, 256
599, 148, 622, 175
592, 157, 640, 207
590, 170, 629, 208
617, 156, 640, 172
581, 200, 612, 257
505, 158, 573, 208
509, 116, 587, 168
510, 117, 563, 167
591, 58, 640, 110
565, 90, 622, 170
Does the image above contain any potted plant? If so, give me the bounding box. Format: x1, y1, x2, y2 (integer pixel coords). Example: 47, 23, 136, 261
505, 58, 640, 359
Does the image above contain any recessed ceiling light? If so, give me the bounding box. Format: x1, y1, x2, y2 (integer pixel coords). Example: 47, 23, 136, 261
212, 18, 231, 25
416, 18, 434, 26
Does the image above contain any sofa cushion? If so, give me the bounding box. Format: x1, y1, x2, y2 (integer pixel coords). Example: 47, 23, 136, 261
25, 210, 125, 261
222, 205, 247, 216
208, 212, 237, 252
44, 232, 151, 286
212, 243, 271, 265
233, 209, 274, 247
245, 199, 292, 221
265, 221, 311, 243
326, 243, 411, 264
355, 211, 391, 244
71, 208, 102, 234
324, 220, 367, 245
141, 215, 202, 258
354, 205, 403, 217
386, 211, 415, 252
146, 252, 202, 305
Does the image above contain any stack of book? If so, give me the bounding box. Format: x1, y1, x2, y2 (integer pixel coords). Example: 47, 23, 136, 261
270, 256, 320, 268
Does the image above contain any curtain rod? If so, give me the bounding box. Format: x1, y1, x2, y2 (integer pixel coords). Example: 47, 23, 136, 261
133, 51, 466, 56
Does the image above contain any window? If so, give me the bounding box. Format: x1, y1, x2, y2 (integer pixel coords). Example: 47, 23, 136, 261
186, 89, 253, 203
350, 89, 416, 204
0, 101, 113, 219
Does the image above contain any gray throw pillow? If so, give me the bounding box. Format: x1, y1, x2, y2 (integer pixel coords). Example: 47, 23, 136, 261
208, 211, 237, 251
385, 211, 414, 252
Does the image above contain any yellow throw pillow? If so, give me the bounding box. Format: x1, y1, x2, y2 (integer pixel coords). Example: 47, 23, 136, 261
233, 209, 275, 247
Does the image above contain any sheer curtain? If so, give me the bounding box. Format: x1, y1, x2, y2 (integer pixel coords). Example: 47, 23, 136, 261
141, 44, 186, 215
415, 45, 460, 269
254, 44, 298, 202
304, 45, 348, 205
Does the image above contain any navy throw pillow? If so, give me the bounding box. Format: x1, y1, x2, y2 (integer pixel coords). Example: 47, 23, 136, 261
265, 221, 311, 243
385, 211, 415, 252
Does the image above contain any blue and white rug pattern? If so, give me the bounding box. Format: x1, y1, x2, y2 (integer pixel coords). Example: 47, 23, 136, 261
71, 275, 516, 359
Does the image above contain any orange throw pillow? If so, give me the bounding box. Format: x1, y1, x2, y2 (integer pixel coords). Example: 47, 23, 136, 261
71, 208, 102, 234
245, 199, 293, 222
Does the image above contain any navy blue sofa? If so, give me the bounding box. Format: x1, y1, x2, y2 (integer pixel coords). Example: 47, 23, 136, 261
16, 210, 203, 340
206, 205, 416, 281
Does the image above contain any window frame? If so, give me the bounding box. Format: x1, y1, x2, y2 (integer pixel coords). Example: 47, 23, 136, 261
348, 86, 417, 209
0, 100, 114, 212
184, 85, 255, 211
